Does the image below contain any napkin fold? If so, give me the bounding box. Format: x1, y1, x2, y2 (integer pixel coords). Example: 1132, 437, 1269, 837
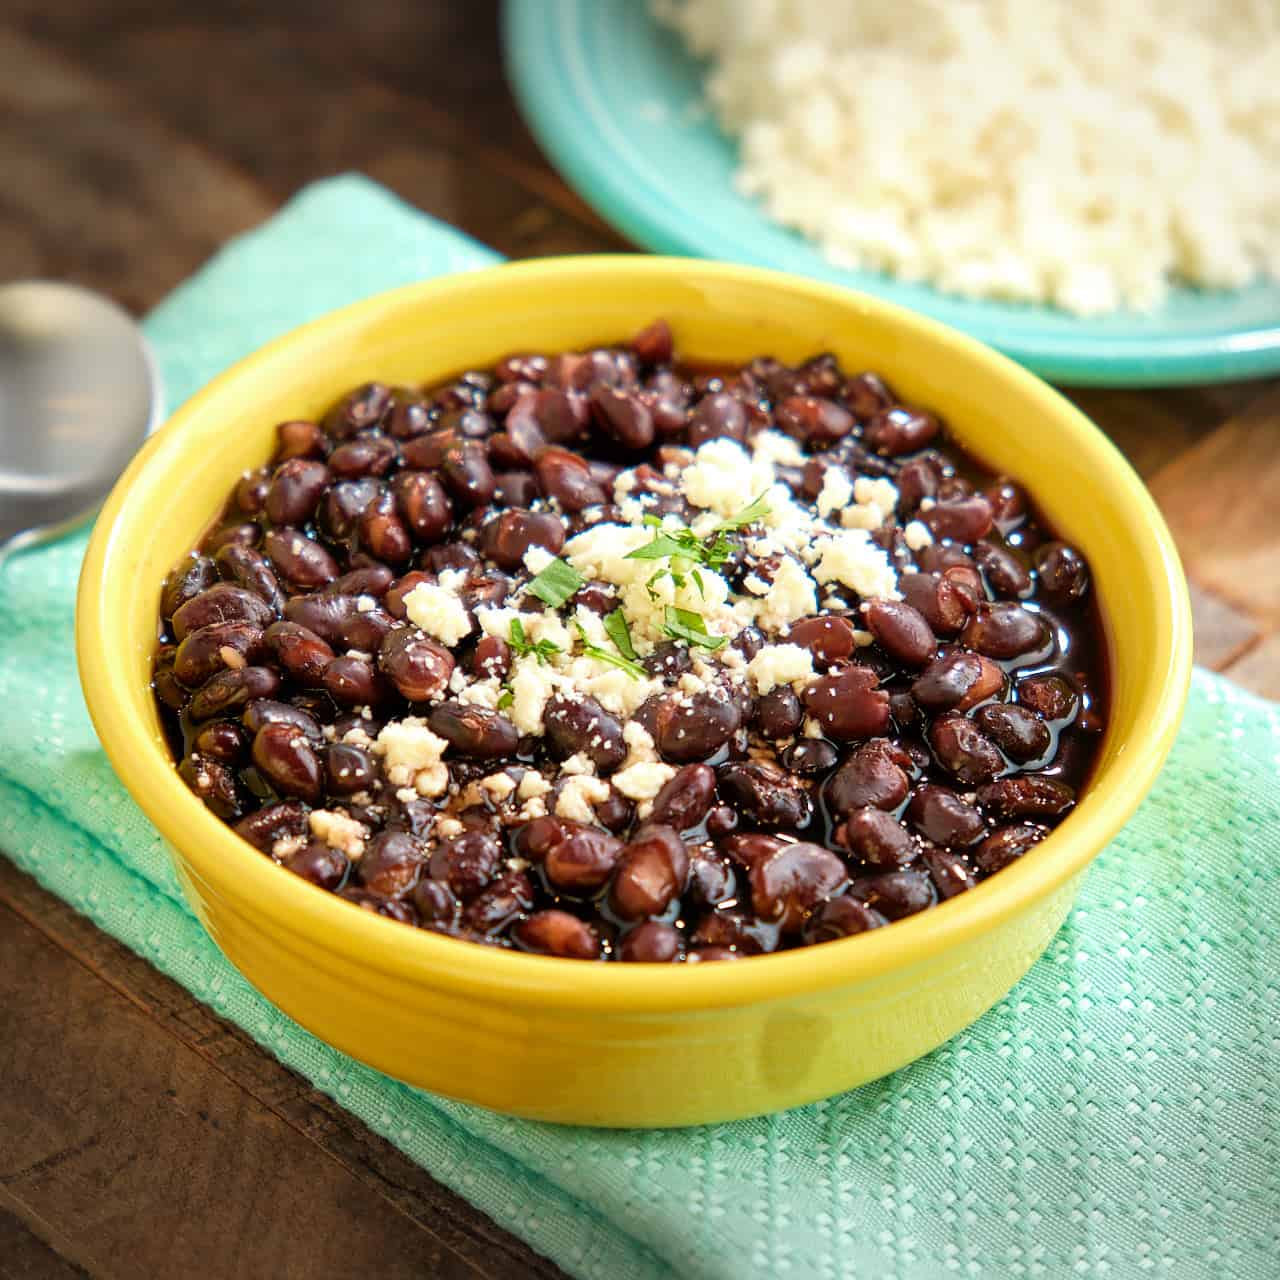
1, 176, 1276, 1280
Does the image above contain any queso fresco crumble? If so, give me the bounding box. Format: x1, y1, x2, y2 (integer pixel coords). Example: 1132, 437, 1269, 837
154, 320, 1106, 962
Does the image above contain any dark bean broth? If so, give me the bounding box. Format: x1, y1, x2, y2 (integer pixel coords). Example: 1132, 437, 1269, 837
153, 324, 1108, 962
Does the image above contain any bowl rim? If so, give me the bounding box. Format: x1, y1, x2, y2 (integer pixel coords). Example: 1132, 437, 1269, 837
77, 255, 1193, 1015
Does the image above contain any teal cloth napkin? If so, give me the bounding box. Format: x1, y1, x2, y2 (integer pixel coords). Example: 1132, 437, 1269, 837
2, 175, 1277, 1280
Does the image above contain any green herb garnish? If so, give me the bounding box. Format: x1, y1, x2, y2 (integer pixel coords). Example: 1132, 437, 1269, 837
573, 620, 647, 681
662, 606, 728, 651
625, 492, 771, 598
496, 688, 514, 710
527, 556, 584, 608
508, 617, 562, 665
603, 607, 638, 661
714, 490, 772, 532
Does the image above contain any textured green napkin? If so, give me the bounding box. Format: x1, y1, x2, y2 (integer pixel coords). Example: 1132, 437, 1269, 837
2, 176, 1276, 1280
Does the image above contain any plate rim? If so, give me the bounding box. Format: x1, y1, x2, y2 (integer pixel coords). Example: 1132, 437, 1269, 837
502, 0, 1280, 387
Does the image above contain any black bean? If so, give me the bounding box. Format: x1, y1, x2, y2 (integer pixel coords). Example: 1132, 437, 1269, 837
427, 702, 518, 759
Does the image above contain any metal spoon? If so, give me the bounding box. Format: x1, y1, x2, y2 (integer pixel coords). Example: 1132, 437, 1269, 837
0, 280, 164, 569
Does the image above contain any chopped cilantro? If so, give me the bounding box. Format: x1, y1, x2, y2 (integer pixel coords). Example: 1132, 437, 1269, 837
603, 608, 638, 661
572, 619, 646, 681
508, 617, 562, 665
662, 606, 728, 651
527, 557, 584, 608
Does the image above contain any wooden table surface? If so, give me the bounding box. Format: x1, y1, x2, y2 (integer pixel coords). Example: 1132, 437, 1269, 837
2, 3, 1277, 1277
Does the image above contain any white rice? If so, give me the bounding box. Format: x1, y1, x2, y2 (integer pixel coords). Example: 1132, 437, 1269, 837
654, 0, 1280, 314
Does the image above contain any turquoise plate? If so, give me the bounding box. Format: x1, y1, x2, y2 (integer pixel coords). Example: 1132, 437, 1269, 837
503, 0, 1280, 387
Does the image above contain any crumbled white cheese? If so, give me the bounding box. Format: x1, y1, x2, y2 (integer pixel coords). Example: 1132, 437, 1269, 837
747, 643, 816, 694
854, 477, 898, 519
508, 655, 559, 735
750, 429, 806, 468
555, 775, 612, 823
612, 761, 676, 801
812, 529, 900, 601
404, 580, 472, 646
816, 467, 854, 518
271, 834, 306, 861
482, 772, 517, 801
904, 520, 934, 551
374, 718, 450, 796
559, 752, 596, 776
754, 556, 819, 632
308, 809, 368, 859
681, 438, 775, 518
622, 721, 659, 766
517, 770, 552, 801
523, 545, 556, 576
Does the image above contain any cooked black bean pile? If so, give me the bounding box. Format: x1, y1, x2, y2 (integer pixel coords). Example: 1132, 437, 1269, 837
154, 320, 1106, 962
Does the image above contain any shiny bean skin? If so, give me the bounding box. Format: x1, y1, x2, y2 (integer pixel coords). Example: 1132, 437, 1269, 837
427, 702, 519, 759
513, 910, 601, 959
543, 694, 626, 773
802, 666, 891, 740
775, 395, 854, 446
392, 470, 453, 543
911, 651, 1004, 713
379, 626, 455, 701
1016, 674, 1079, 722
325, 743, 377, 796
973, 823, 1046, 875
328, 434, 397, 479
215, 544, 286, 613
322, 656, 384, 706
479, 509, 566, 571
842, 808, 916, 869
846, 869, 936, 920
264, 528, 339, 589
1035, 542, 1090, 602
610, 825, 689, 920
242, 699, 323, 743
973, 702, 1051, 763
324, 382, 391, 437
802, 896, 888, 943
464, 870, 536, 933
430, 831, 502, 900
285, 844, 350, 891
283, 593, 358, 645
274, 419, 327, 461
161, 555, 218, 621
647, 764, 717, 831
266, 458, 330, 525
864, 600, 935, 668
264, 620, 334, 685
233, 799, 309, 853
786, 615, 858, 668
618, 921, 682, 962
921, 846, 978, 899
173, 621, 264, 687
440, 441, 495, 508
172, 583, 276, 641
825, 740, 911, 814
977, 775, 1075, 819
179, 754, 242, 820
753, 687, 803, 738
717, 761, 812, 830
930, 715, 1005, 784
188, 665, 280, 721
653, 691, 740, 763
544, 826, 624, 892
749, 842, 848, 933
906, 784, 986, 847
359, 832, 426, 899
863, 406, 939, 455
961, 603, 1052, 661
976, 540, 1033, 598
534, 447, 607, 511
687, 393, 746, 447
251, 722, 323, 802
192, 719, 247, 763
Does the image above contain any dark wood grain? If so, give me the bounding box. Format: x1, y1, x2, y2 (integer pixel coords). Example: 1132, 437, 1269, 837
0, 0, 1277, 1275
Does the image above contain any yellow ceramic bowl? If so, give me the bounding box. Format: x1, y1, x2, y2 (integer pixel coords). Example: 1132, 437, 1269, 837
77, 258, 1191, 1128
